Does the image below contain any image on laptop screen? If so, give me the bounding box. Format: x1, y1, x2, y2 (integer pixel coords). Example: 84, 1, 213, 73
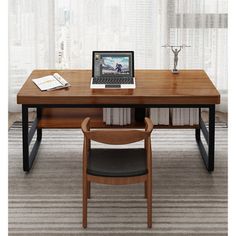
93, 52, 134, 77
102, 56, 129, 75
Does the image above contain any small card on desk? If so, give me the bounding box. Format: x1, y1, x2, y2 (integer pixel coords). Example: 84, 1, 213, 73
32, 73, 71, 91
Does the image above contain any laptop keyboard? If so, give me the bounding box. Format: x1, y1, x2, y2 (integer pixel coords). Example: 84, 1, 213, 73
93, 77, 134, 85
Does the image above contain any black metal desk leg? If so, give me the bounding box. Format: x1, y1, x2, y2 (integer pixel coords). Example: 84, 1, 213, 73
195, 108, 201, 142
22, 105, 42, 172
37, 108, 42, 141
196, 105, 215, 172
22, 105, 29, 171
208, 105, 215, 171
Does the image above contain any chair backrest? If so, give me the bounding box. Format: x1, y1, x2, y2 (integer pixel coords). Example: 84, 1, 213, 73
81, 117, 153, 145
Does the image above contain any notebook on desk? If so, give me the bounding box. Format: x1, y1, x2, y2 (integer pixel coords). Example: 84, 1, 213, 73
90, 51, 136, 89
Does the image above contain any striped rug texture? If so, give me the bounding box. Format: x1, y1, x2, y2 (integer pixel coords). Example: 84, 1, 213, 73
9, 122, 227, 236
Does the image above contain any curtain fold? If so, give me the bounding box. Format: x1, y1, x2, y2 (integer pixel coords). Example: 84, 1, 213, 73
9, 0, 227, 112
167, 0, 228, 111
9, 0, 55, 111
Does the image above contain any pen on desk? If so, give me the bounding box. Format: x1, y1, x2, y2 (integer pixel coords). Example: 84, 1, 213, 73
38, 79, 55, 85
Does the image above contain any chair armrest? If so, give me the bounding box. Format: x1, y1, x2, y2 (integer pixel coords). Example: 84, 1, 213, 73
145, 117, 154, 133
81, 117, 90, 133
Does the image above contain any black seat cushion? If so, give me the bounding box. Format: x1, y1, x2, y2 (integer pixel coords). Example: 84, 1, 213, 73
87, 148, 147, 177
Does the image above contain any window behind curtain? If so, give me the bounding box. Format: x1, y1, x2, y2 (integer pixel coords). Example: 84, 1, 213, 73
54, 0, 167, 69
167, 0, 227, 92
9, 0, 227, 112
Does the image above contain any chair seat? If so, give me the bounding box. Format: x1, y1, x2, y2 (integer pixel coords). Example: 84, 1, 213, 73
87, 148, 147, 177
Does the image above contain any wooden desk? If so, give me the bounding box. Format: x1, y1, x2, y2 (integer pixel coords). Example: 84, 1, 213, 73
17, 70, 220, 172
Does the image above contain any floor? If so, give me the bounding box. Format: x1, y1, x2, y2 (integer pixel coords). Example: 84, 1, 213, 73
8, 123, 227, 235
8, 111, 228, 129
8, 111, 228, 235
8, 112, 36, 129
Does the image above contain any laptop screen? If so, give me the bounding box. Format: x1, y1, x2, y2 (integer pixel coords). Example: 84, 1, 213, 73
92, 51, 134, 77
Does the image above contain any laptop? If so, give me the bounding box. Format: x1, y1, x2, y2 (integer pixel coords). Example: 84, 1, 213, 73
90, 51, 136, 89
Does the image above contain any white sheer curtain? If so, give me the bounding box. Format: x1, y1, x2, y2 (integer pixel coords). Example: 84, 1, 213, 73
9, 0, 55, 111
9, 0, 227, 112
167, 0, 228, 112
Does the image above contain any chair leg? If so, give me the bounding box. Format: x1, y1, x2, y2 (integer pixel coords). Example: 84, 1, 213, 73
87, 181, 91, 199
144, 181, 147, 198
82, 177, 88, 228
147, 177, 152, 228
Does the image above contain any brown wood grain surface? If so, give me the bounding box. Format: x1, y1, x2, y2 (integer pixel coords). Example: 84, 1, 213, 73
17, 70, 220, 105
37, 107, 199, 129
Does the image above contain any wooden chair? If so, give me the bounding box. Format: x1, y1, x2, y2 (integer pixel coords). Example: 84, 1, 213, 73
81, 117, 154, 228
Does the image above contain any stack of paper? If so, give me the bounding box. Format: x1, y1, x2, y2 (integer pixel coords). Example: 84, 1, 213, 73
171, 108, 199, 126
189, 108, 199, 125
150, 108, 170, 125
103, 107, 199, 126
103, 108, 131, 125
103, 108, 111, 125
150, 108, 158, 125
159, 108, 170, 125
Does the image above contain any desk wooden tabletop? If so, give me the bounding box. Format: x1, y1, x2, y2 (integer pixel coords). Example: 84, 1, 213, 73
17, 70, 220, 105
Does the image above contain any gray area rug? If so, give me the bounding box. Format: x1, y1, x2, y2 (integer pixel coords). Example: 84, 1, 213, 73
9, 122, 227, 236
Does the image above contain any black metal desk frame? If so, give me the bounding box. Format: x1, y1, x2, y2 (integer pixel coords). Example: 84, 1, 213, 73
22, 104, 215, 172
